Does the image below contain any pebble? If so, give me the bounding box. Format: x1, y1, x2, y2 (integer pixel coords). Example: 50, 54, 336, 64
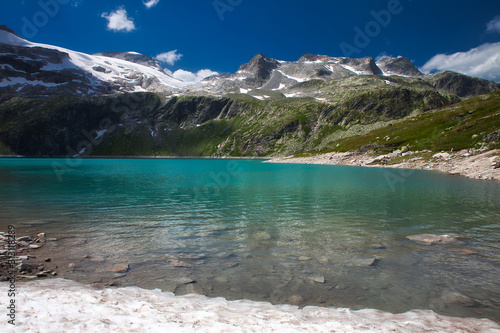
351, 258, 379, 267
252, 232, 271, 240
454, 249, 475, 255
298, 256, 311, 261
178, 277, 196, 285
310, 276, 325, 284
109, 264, 129, 273
224, 262, 239, 268
170, 260, 191, 268
29, 243, 45, 249
288, 295, 304, 305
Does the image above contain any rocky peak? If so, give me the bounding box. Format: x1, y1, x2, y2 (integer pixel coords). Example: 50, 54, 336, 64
238, 54, 279, 83
298, 53, 320, 62
0, 25, 18, 37
376, 57, 423, 77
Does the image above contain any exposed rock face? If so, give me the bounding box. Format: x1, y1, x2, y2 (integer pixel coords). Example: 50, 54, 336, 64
428, 71, 500, 97
237, 54, 280, 87
0, 25, 18, 36
376, 57, 423, 77
0, 44, 111, 96
93, 52, 164, 71
1, 26, 499, 98
338, 56, 382, 75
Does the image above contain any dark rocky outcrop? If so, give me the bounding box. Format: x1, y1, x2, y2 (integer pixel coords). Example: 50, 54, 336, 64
338, 57, 382, 75
426, 71, 500, 98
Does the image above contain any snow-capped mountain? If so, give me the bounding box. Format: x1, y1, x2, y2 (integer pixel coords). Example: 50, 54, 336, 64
0, 26, 193, 96
195, 53, 423, 96
0, 25, 495, 100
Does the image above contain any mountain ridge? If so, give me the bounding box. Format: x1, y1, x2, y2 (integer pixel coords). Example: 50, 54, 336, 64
0, 25, 499, 158
2, 25, 497, 99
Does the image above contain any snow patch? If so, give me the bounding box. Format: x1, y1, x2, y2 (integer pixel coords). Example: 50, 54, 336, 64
0, 77, 62, 87
2, 279, 499, 333
272, 83, 287, 91
95, 129, 107, 140
0, 29, 206, 91
339, 64, 369, 75
72, 147, 87, 158
278, 70, 308, 83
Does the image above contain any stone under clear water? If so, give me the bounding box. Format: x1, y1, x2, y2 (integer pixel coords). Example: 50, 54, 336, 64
0, 158, 499, 322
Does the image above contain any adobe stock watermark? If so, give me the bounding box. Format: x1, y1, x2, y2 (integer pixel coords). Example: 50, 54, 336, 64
384, 167, 415, 192
213, 0, 243, 22
193, 160, 243, 199
21, 0, 71, 39
51, 93, 148, 182
5, 225, 17, 326
339, 0, 410, 57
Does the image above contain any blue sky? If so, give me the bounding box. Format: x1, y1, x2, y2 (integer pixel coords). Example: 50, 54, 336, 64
1, 0, 500, 81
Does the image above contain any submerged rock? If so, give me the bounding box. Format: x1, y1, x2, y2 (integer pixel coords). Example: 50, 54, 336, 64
223, 262, 239, 268
288, 295, 304, 305
440, 292, 480, 307
454, 249, 475, 255
309, 276, 325, 284
350, 258, 379, 267
407, 234, 458, 245
170, 260, 191, 268
109, 264, 129, 273
251, 232, 271, 240
177, 277, 196, 285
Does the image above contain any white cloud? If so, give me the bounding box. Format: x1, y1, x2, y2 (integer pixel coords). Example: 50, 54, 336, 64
156, 50, 183, 66
143, 0, 160, 9
420, 43, 500, 82
375, 52, 392, 62
486, 16, 500, 33
101, 7, 136, 32
172, 69, 219, 82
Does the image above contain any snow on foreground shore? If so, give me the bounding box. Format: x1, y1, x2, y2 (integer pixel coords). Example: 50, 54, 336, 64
1, 279, 499, 333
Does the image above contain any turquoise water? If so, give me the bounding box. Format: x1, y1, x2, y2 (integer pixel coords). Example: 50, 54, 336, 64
1, 158, 500, 320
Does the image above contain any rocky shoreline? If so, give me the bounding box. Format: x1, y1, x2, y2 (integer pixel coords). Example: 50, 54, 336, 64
267, 149, 500, 181
0, 230, 59, 282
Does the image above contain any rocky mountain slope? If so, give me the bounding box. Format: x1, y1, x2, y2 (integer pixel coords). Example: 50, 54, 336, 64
0, 25, 499, 157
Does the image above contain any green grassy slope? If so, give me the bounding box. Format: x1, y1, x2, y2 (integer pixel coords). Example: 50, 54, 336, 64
329, 91, 500, 154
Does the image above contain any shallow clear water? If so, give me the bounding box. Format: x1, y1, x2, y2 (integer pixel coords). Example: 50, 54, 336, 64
1, 158, 500, 321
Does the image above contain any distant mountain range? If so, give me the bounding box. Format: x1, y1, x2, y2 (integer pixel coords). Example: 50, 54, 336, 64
0, 25, 498, 157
